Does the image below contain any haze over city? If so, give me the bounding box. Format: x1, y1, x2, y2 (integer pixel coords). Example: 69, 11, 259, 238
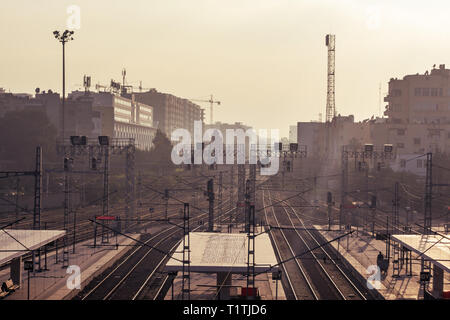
2, 0, 450, 136
0, 0, 449, 308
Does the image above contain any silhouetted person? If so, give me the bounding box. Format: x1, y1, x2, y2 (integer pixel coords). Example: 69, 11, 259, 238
377, 251, 384, 267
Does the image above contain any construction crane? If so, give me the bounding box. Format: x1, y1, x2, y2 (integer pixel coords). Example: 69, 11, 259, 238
190, 95, 221, 125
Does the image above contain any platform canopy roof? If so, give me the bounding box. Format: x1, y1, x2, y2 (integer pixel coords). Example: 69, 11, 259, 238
392, 234, 450, 273
0, 229, 65, 266
165, 232, 279, 274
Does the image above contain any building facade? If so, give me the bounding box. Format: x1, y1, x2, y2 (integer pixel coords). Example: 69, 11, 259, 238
384, 64, 450, 125
69, 91, 156, 150
129, 89, 204, 138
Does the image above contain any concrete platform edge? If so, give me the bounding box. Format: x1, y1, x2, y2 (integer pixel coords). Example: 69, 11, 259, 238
46, 235, 140, 300
314, 225, 385, 300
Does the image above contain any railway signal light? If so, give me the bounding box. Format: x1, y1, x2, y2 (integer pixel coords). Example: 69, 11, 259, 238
327, 192, 332, 204
98, 136, 110, 146
91, 157, 97, 170
289, 143, 298, 152
70, 136, 87, 146
364, 144, 374, 153
384, 144, 393, 153
370, 195, 377, 209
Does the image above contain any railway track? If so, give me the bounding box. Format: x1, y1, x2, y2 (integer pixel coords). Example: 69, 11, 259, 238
275, 192, 371, 300
76, 196, 233, 300
262, 189, 317, 300
262, 188, 370, 300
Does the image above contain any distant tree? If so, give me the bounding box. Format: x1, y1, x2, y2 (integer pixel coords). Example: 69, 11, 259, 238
0, 109, 57, 170
136, 129, 174, 172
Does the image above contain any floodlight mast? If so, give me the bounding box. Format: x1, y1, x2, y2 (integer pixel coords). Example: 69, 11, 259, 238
53, 30, 75, 141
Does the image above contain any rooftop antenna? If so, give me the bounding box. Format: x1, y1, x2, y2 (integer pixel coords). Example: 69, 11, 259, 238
122, 68, 126, 88
83, 75, 91, 94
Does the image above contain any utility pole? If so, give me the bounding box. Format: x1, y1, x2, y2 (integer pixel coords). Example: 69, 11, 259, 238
249, 164, 256, 208
229, 165, 234, 232
181, 203, 190, 300
327, 192, 333, 230
53, 30, 74, 140
33, 146, 43, 272
393, 182, 399, 232
164, 189, 169, 220
340, 146, 348, 231
15, 178, 20, 221
137, 172, 142, 225
245, 178, 250, 233
62, 156, 71, 268
207, 179, 214, 232
125, 140, 136, 229
219, 171, 223, 222
424, 153, 432, 234
392, 182, 401, 277
371, 195, 377, 237
421, 153, 433, 296
101, 144, 109, 243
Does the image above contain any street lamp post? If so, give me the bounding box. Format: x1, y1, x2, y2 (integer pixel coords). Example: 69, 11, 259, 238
53, 30, 75, 140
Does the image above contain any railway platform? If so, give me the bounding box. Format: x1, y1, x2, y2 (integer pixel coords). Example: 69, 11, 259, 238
0, 233, 138, 300
315, 225, 450, 299
165, 227, 286, 300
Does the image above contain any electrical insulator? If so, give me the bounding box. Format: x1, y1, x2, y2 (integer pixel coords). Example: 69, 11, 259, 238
164, 189, 169, 199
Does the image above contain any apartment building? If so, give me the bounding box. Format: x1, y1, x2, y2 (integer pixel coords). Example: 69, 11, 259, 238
129, 89, 204, 138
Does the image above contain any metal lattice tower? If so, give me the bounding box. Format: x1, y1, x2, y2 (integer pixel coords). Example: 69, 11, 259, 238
33, 146, 43, 271
392, 182, 400, 277
33, 146, 42, 230
218, 171, 223, 220
181, 203, 191, 300
238, 164, 246, 227
246, 205, 256, 294
229, 165, 234, 231
325, 34, 336, 123
101, 145, 110, 243
249, 164, 256, 206
62, 157, 71, 268
125, 139, 136, 230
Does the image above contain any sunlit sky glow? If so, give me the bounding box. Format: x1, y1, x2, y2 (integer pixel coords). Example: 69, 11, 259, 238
1, 0, 449, 136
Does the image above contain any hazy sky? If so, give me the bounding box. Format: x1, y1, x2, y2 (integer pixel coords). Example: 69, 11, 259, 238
1, 0, 449, 137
